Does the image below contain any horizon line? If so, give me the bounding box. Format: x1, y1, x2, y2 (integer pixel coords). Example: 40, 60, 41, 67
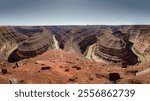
0, 24, 150, 26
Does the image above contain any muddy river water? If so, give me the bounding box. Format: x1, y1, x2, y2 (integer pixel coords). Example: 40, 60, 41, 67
53, 35, 60, 49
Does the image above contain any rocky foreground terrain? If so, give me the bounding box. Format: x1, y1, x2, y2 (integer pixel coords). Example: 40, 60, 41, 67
0, 25, 150, 84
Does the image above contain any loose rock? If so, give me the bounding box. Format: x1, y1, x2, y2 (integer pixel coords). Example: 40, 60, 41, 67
1, 68, 7, 75
15, 62, 23, 67
9, 78, 18, 84
72, 65, 81, 70
109, 73, 120, 81
69, 76, 78, 82
65, 69, 69, 72
41, 66, 51, 70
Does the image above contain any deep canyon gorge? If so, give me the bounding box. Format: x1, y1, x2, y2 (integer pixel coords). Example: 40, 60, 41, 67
0, 25, 150, 84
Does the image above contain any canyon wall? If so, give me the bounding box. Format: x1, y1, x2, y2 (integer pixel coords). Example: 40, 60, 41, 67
128, 25, 150, 61
0, 25, 149, 66
94, 30, 138, 66
8, 28, 54, 62
0, 27, 28, 62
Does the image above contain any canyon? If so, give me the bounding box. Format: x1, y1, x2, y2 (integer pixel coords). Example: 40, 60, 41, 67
0, 25, 150, 84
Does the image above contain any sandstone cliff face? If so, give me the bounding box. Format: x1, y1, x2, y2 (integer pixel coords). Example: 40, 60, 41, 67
94, 30, 138, 66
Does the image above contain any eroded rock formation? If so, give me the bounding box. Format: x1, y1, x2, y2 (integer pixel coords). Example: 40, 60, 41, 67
15, 26, 43, 36
0, 27, 28, 62
73, 34, 97, 54
0, 27, 28, 44
128, 25, 150, 61
94, 30, 138, 66
0, 25, 149, 66
16, 32, 53, 58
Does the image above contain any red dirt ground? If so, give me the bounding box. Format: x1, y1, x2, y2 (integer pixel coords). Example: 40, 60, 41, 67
0, 50, 150, 84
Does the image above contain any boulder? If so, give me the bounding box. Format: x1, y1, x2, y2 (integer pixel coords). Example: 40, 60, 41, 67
41, 66, 51, 70
109, 73, 121, 81
1, 68, 8, 75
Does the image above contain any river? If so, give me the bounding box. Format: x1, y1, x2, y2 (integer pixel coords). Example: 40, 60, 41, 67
53, 35, 60, 49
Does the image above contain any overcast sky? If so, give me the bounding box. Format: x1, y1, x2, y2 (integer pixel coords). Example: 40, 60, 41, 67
0, 0, 150, 25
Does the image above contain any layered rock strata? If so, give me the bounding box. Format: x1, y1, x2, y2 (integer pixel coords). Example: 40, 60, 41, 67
0, 25, 149, 65
73, 34, 97, 54
0, 27, 28, 62
0, 27, 28, 44
16, 32, 53, 58
94, 31, 138, 65
15, 26, 43, 36
128, 25, 150, 61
